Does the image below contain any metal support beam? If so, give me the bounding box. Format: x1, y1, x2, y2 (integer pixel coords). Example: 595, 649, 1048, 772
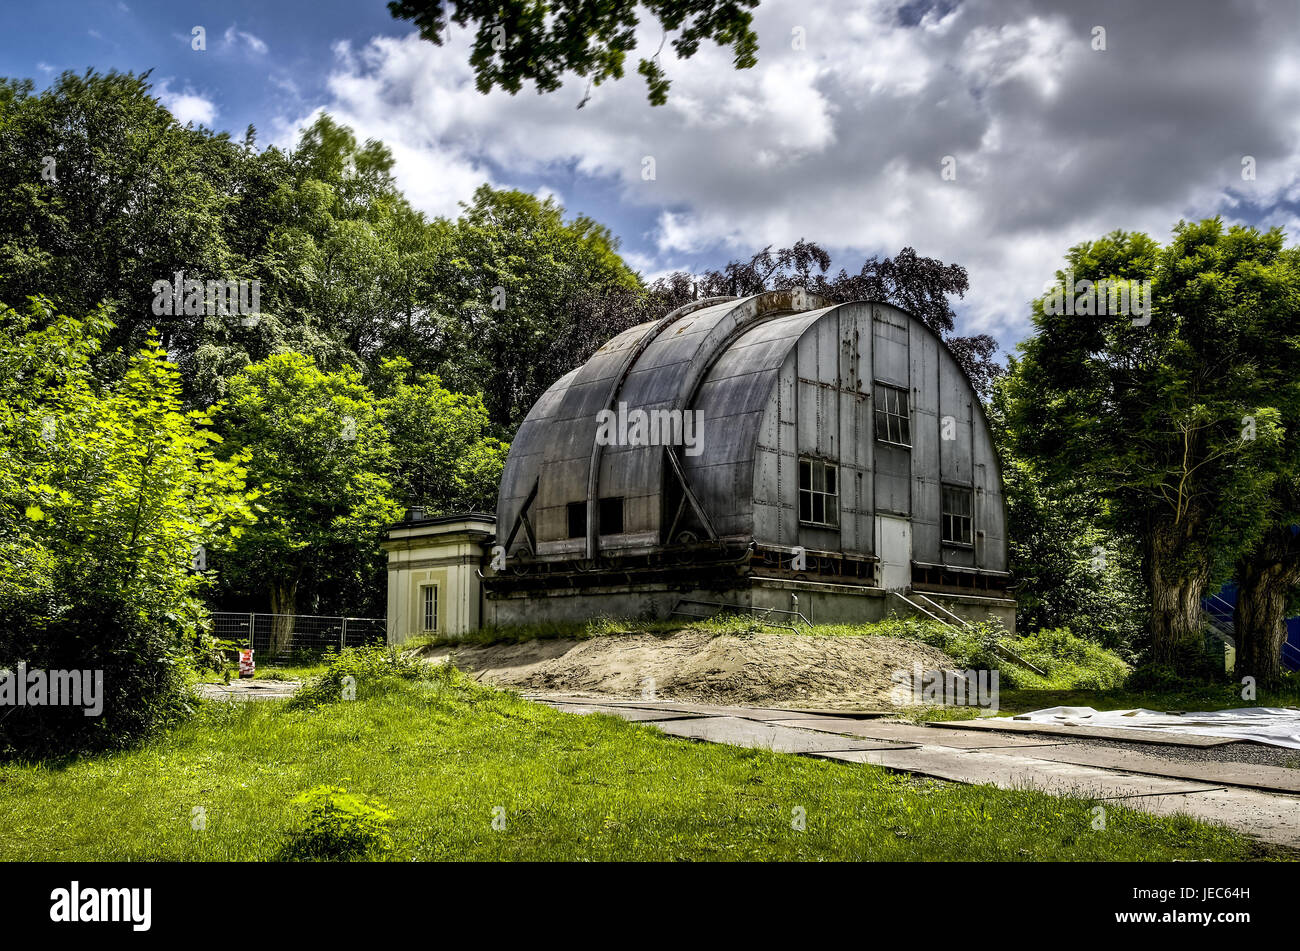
663, 445, 718, 541
500, 478, 539, 555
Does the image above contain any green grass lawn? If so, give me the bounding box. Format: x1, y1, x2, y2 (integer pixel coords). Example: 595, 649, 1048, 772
0, 670, 1281, 862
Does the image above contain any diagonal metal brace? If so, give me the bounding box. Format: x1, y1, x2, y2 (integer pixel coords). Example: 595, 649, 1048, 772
500, 477, 539, 555
663, 445, 718, 541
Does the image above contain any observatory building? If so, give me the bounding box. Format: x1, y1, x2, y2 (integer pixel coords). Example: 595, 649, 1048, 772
383, 290, 1016, 640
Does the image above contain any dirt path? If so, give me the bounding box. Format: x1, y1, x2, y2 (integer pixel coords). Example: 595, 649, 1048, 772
423, 630, 958, 710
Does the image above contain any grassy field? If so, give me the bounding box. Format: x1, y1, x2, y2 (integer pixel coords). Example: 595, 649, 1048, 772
0, 664, 1280, 862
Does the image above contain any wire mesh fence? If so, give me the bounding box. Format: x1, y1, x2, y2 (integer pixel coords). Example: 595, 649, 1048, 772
211, 612, 386, 663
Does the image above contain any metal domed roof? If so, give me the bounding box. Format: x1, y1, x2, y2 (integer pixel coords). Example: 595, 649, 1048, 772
496, 289, 838, 558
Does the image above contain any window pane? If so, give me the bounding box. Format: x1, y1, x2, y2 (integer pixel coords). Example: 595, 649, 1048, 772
599, 496, 624, 534
799, 459, 811, 489
567, 502, 586, 538
423, 587, 437, 631
812, 462, 824, 492
825, 465, 836, 495
799, 491, 811, 521
812, 494, 824, 523
941, 487, 973, 543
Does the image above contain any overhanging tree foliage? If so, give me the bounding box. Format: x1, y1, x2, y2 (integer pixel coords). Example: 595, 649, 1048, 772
387, 0, 761, 105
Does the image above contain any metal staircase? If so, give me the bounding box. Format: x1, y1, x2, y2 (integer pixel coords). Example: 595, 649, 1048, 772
897, 591, 1046, 676
1202, 593, 1237, 673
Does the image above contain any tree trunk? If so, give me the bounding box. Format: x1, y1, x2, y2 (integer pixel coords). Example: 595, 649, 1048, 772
1235, 527, 1300, 689
1145, 524, 1210, 668
269, 578, 299, 658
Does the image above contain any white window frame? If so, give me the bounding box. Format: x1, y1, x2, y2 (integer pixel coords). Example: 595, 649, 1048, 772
874, 382, 912, 447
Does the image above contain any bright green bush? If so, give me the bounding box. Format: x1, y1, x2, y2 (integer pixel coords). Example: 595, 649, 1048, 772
0, 303, 254, 758
887, 614, 1128, 690
281, 785, 393, 861
1000, 626, 1130, 689
287, 642, 444, 710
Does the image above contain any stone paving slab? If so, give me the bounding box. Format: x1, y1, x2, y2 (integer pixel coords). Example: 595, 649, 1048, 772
812, 744, 1300, 846
543, 704, 706, 723
769, 717, 1067, 750
1114, 786, 1300, 846
930, 717, 1243, 747
651, 715, 918, 754
1002, 743, 1300, 794
813, 746, 1226, 799
535, 697, 807, 721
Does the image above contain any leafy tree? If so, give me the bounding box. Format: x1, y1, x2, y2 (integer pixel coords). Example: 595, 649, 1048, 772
1004, 220, 1291, 670
375, 358, 508, 515
213, 354, 403, 645
988, 382, 1147, 652
0, 71, 250, 375
0, 77, 440, 408
388, 0, 760, 105
0, 300, 254, 754
1228, 246, 1300, 686
418, 185, 643, 430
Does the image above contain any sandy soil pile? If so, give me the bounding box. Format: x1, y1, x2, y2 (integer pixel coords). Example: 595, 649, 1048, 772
423, 629, 958, 709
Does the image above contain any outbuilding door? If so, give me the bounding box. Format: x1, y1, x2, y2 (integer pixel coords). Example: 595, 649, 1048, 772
875, 515, 912, 590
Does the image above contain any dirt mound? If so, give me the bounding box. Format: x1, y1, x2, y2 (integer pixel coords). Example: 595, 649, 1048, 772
424, 630, 958, 709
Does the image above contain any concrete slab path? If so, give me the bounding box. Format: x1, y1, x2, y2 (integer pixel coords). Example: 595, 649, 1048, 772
929, 717, 1243, 747
530, 696, 1300, 847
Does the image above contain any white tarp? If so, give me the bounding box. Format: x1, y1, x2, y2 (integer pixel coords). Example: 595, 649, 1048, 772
1010, 705, 1300, 749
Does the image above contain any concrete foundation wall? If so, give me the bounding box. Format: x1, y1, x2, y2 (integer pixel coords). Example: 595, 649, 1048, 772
484, 576, 1015, 633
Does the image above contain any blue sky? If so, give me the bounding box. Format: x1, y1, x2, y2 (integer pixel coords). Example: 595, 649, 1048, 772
5, 0, 1300, 351
2, 0, 403, 138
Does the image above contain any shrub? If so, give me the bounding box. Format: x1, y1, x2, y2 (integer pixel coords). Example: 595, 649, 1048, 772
1126, 645, 1226, 691
894, 616, 1008, 671
288, 642, 440, 710
1003, 626, 1129, 689
0, 304, 254, 758
0, 588, 201, 758
281, 785, 393, 860
891, 613, 1129, 690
